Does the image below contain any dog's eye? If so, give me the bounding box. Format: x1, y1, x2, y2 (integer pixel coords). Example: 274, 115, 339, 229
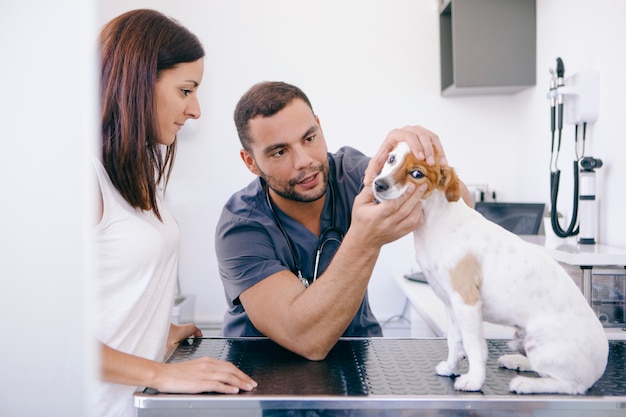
387, 154, 395, 164
410, 170, 424, 179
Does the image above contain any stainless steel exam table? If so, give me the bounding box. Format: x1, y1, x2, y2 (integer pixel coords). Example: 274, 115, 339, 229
134, 337, 626, 416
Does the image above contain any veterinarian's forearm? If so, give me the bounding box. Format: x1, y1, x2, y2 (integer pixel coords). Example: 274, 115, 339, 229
289, 233, 381, 359
262, 186, 423, 360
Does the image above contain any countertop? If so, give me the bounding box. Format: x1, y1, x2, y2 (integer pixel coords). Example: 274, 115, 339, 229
394, 273, 626, 340
134, 337, 626, 417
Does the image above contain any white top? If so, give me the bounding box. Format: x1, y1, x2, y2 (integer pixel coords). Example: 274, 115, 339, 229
92, 157, 179, 417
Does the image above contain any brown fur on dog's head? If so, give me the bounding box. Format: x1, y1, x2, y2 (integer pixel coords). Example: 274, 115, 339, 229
373, 142, 461, 202
439, 163, 461, 202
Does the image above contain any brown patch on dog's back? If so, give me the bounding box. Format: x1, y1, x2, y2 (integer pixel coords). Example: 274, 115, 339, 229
450, 253, 482, 305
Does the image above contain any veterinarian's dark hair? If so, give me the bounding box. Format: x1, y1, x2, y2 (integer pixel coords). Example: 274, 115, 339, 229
234, 81, 315, 152
99, 9, 204, 220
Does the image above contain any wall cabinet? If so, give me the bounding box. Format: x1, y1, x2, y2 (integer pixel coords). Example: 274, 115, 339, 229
439, 0, 536, 96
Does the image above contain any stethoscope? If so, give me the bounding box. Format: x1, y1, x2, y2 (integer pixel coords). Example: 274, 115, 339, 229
264, 180, 344, 288
549, 57, 579, 238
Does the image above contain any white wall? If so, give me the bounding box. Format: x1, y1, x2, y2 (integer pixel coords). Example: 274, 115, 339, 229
3, 1, 621, 415
0, 1, 97, 416
96, 0, 626, 325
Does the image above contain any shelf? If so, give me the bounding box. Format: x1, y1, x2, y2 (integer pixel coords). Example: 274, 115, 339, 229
439, 0, 536, 96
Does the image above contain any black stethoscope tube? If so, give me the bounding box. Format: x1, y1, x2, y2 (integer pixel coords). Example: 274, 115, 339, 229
265, 180, 344, 287
549, 57, 580, 238
550, 162, 580, 238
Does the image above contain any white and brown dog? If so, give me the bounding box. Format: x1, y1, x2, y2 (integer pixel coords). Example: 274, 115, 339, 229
372, 142, 608, 394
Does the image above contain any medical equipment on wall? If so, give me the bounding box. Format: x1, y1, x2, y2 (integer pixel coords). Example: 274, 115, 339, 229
547, 57, 602, 244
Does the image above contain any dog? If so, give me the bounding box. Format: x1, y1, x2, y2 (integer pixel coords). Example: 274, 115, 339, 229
372, 141, 608, 394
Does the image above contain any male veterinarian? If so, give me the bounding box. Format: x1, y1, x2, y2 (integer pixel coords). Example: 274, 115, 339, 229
216, 81, 472, 360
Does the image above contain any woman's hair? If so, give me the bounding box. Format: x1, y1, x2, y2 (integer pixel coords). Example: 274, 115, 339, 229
99, 9, 204, 220
234, 81, 314, 152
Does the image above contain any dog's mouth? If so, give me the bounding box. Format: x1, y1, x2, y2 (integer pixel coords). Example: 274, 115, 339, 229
373, 193, 388, 203
372, 180, 387, 203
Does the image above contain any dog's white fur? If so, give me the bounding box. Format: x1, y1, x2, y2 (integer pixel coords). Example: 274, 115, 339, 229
373, 142, 608, 394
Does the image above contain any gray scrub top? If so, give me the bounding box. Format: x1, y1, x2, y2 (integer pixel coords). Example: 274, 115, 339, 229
216, 146, 383, 338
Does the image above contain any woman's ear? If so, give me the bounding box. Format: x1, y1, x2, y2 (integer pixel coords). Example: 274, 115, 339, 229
439, 166, 461, 202
240, 149, 261, 176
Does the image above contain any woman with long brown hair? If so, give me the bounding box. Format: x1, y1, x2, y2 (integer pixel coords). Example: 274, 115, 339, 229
95, 9, 256, 416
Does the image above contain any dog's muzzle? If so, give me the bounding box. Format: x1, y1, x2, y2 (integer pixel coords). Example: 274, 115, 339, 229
374, 178, 389, 193
373, 178, 390, 202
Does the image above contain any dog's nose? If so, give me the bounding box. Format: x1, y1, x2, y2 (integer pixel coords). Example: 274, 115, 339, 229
374, 179, 389, 193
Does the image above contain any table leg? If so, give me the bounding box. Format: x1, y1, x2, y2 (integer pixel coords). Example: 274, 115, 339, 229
580, 265, 593, 305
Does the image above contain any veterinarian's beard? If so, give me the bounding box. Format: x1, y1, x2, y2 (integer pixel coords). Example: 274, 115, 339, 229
261, 163, 329, 203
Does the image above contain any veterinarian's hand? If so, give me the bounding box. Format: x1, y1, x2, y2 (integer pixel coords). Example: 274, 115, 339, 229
364, 125, 448, 187
351, 181, 426, 246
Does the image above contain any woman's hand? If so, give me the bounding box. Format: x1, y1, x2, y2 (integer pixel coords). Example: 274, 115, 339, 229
158, 323, 258, 393
101, 342, 258, 394
167, 322, 203, 353
154, 356, 258, 394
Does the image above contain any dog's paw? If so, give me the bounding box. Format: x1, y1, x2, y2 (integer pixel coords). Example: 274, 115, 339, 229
497, 354, 532, 372
509, 376, 587, 395
454, 374, 484, 392
509, 376, 538, 394
436, 361, 458, 376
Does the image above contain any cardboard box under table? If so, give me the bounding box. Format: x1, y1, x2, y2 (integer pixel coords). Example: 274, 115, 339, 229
134, 337, 626, 417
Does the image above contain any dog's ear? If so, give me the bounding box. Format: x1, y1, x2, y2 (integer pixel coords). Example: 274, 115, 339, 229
439, 166, 461, 202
